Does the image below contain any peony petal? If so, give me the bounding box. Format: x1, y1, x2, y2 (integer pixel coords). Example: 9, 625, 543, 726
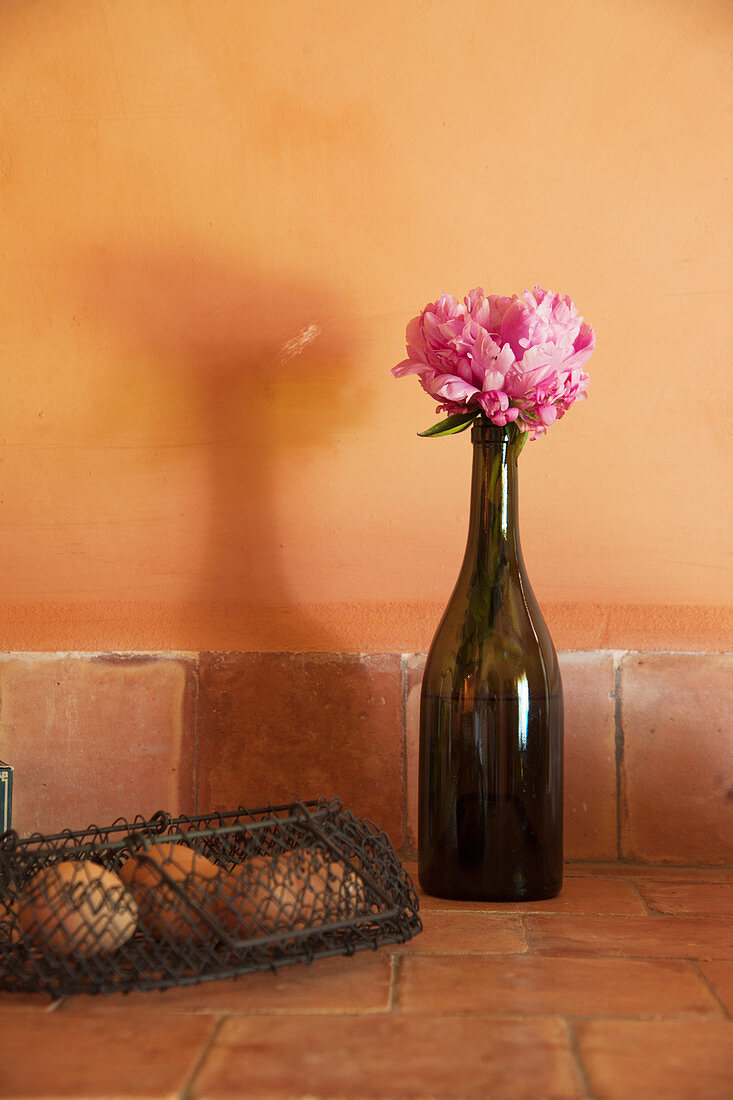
391, 358, 432, 378
431, 374, 480, 402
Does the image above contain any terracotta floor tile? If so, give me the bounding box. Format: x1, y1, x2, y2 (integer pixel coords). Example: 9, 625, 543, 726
636, 881, 733, 916
575, 1019, 733, 1100
397, 954, 719, 1018
191, 1013, 584, 1099
565, 862, 729, 882
389, 910, 526, 954
560, 652, 618, 861
416, 875, 644, 915
0, 654, 196, 835
0, 1007, 215, 1098
526, 914, 733, 960
699, 960, 733, 1016
197, 652, 405, 847
59, 951, 392, 1015
619, 653, 733, 864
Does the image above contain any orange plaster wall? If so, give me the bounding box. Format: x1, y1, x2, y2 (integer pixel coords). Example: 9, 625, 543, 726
0, 0, 730, 654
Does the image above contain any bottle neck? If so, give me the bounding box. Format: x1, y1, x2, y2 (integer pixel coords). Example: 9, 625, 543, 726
464, 421, 522, 574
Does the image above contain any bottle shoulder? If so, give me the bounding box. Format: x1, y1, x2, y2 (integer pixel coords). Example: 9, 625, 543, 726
423, 573, 560, 696
431, 566, 552, 642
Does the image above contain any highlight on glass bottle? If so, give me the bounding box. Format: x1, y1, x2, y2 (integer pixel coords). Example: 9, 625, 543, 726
418, 420, 563, 902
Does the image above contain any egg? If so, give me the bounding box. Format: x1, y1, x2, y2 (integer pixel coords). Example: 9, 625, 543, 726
116, 840, 368, 946
118, 840, 224, 941
15, 860, 138, 957
223, 850, 367, 935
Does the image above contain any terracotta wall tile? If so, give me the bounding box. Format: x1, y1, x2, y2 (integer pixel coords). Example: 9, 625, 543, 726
196, 653, 405, 847
619, 653, 733, 863
0, 655, 196, 835
2, 647, 730, 867
560, 652, 618, 860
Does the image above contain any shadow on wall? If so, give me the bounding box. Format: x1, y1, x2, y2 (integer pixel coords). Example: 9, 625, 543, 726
83, 244, 368, 651
73, 247, 403, 837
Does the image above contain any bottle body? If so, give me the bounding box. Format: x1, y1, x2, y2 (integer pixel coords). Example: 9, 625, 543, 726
418, 422, 563, 901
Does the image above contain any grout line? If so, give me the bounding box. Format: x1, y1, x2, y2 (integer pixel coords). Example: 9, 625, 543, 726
564, 860, 733, 872
391, 949, 529, 958
625, 880, 654, 914
508, 949, 733, 964
399, 655, 409, 856
194, 1009, 395, 1018
564, 1016, 596, 1100
613, 652, 626, 861
689, 961, 732, 1021
95, 1006, 732, 1023
178, 1011, 227, 1100
192, 653, 201, 816
0, 648, 728, 659
388, 953, 402, 1013
516, 914, 530, 954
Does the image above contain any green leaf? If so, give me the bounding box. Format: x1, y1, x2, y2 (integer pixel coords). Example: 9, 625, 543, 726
418, 410, 481, 437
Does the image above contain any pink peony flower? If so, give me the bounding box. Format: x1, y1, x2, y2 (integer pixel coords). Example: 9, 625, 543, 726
392, 285, 594, 439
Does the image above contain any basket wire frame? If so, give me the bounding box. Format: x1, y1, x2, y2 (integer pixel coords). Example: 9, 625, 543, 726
0, 797, 421, 996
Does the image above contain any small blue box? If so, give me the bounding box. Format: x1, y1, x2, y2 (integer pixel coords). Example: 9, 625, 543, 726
0, 761, 12, 833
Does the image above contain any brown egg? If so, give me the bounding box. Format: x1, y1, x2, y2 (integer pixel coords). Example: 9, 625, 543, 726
225, 850, 367, 935
118, 840, 224, 941
15, 860, 138, 957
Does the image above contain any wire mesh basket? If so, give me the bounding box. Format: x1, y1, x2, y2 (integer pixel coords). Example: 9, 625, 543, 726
0, 796, 421, 997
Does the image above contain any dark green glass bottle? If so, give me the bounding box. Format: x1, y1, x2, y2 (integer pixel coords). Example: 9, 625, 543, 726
418, 420, 563, 901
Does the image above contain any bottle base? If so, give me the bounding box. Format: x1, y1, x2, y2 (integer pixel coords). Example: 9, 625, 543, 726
418, 869, 563, 904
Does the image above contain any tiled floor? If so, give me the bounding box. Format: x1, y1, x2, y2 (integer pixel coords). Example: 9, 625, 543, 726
2, 862, 732, 1099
